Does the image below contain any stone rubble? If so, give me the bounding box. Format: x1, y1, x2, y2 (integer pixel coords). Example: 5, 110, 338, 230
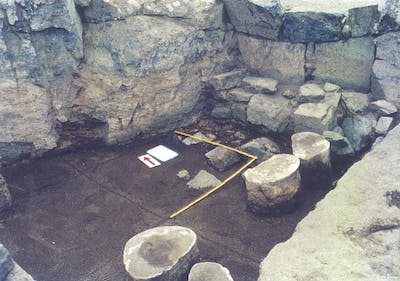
375, 116, 394, 135
177, 170, 191, 181
188, 262, 234, 281
186, 170, 221, 190
241, 76, 278, 94
205, 147, 241, 172
369, 100, 398, 116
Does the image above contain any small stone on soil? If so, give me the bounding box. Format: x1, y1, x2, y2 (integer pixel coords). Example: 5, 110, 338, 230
186, 170, 221, 190
177, 170, 190, 181
205, 147, 241, 172
188, 262, 234, 281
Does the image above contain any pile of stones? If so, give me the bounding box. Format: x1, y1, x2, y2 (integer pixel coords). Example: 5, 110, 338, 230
123, 226, 233, 281
207, 70, 398, 159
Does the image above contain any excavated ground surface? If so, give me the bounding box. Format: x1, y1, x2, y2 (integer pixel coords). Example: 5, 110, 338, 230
0, 133, 331, 281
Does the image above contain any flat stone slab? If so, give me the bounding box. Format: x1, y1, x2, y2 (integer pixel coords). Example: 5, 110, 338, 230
369, 100, 398, 116
209, 70, 247, 91
298, 83, 325, 103
123, 226, 198, 281
323, 82, 340, 92
259, 124, 400, 281
243, 154, 301, 213
241, 76, 278, 94
227, 88, 254, 103
240, 137, 280, 164
188, 262, 234, 281
186, 170, 221, 190
205, 147, 241, 172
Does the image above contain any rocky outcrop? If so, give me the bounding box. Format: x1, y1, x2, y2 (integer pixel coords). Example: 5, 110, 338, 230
123, 226, 198, 281
0, 244, 35, 281
259, 124, 400, 281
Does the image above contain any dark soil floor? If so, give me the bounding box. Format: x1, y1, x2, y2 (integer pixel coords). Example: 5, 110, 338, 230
0, 133, 332, 281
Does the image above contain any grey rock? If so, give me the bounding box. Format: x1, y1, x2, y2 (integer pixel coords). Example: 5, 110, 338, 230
205, 147, 241, 172
342, 114, 377, 152
380, 0, 400, 31
375, 116, 394, 135
182, 132, 209, 146
243, 154, 301, 213
74, 0, 91, 7
291, 132, 331, 170
323, 131, 354, 157
259, 125, 400, 281
223, 0, 282, 40
209, 70, 247, 91
281, 12, 344, 43
187, 170, 221, 190
369, 100, 398, 116
240, 137, 280, 164
323, 82, 341, 92
298, 83, 325, 103
371, 135, 385, 149
341, 91, 369, 115
211, 104, 232, 120
282, 89, 296, 99
177, 170, 190, 181
123, 226, 198, 281
372, 32, 400, 105
227, 88, 254, 103
247, 95, 292, 133
230, 103, 248, 123
0, 244, 14, 280
233, 132, 246, 140
348, 5, 380, 37
0, 175, 12, 211
241, 77, 278, 94
312, 37, 375, 92
188, 262, 234, 281
293, 103, 336, 134
323, 92, 342, 112
238, 34, 306, 84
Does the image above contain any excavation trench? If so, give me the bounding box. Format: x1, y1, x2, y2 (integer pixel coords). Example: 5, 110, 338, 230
0, 126, 344, 281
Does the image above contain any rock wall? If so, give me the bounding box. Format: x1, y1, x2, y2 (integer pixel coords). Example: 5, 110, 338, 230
258, 124, 400, 281
0, 0, 400, 164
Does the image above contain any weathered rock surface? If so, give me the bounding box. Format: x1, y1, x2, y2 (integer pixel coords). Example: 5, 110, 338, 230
0, 174, 11, 211
341, 91, 370, 115
375, 116, 394, 135
293, 103, 336, 134
323, 131, 354, 158
211, 104, 232, 120
0, 244, 34, 281
123, 226, 198, 281
182, 132, 209, 146
223, 0, 282, 40
238, 35, 306, 84
323, 82, 341, 93
240, 137, 280, 164
243, 154, 301, 213
298, 83, 325, 103
209, 70, 247, 91
205, 147, 241, 172
188, 262, 234, 281
342, 114, 377, 152
241, 77, 278, 94
311, 37, 375, 92
247, 95, 292, 133
259, 124, 400, 281
291, 132, 331, 170
372, 32, 400, 105
187, 170, 221, 190
226, 88, 254, 103
348, 5, 380, 37
369, 100, 398, 116
281, 12, 343, 43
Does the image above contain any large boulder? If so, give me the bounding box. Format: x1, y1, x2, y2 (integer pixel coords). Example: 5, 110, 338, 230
123, 226, 198, 281
223, 0, 282, 40
372, 32, 400, 105
238, 34, 306, 84
293, 103, 336, 134
342, 113, 377, 152
259, 124, 400, 281
0, 0, 83, 162
247, 94, 292, 133
311, 37, 375, 92
189, 262, 234, 281
243, 154, 301, 214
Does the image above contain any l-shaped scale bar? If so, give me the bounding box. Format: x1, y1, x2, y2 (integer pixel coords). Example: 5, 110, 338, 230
169, 130, 257, 219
